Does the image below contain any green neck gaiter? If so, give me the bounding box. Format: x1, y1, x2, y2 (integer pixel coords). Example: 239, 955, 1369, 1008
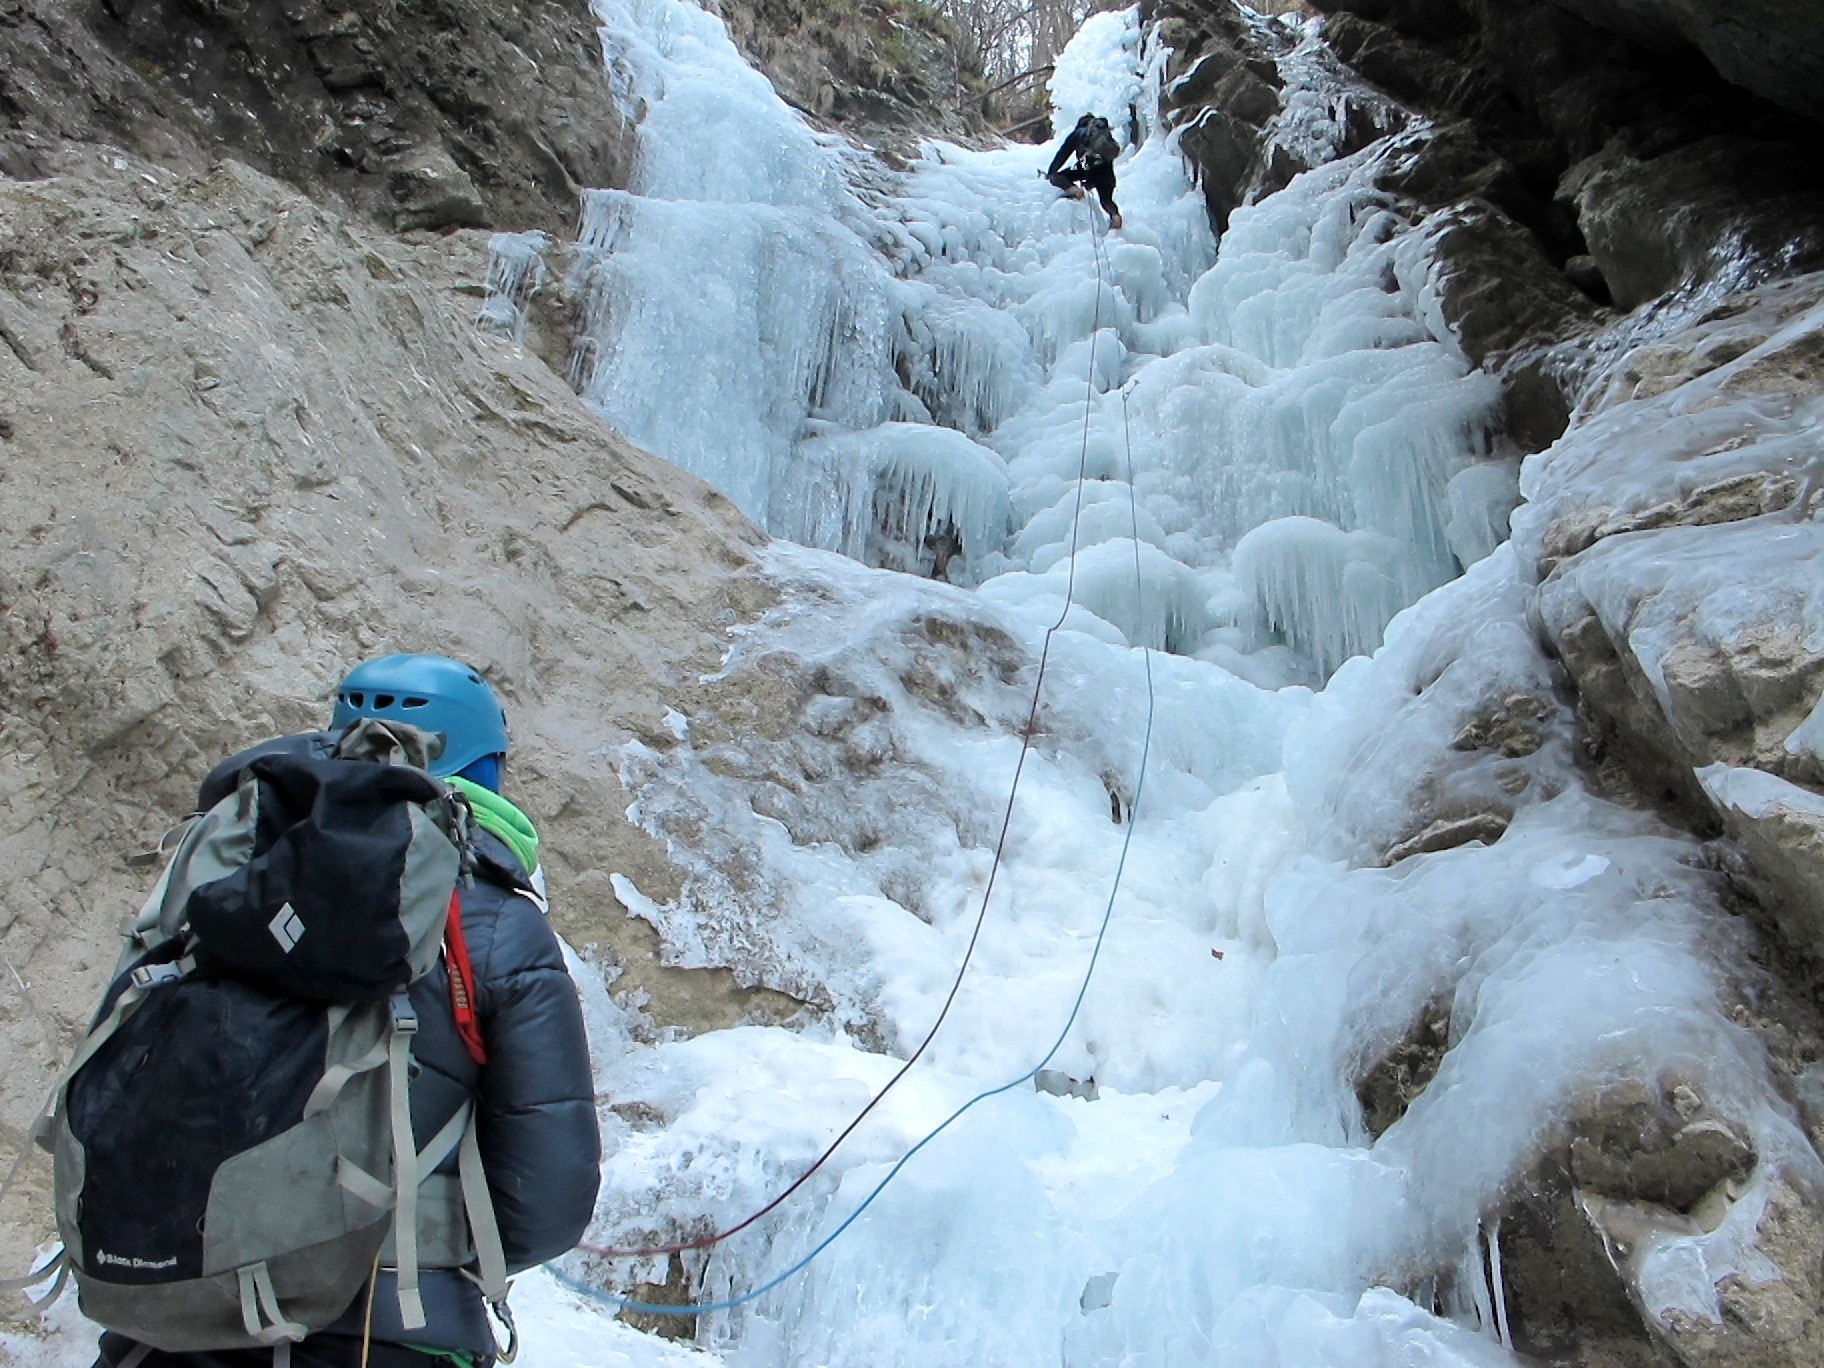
447, 776, 540, 877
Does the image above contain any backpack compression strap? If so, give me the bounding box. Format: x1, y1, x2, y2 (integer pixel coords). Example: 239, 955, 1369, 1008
312, 994, 436, 1333
387, 992, 427, 1330
458, 1114, 509, 1297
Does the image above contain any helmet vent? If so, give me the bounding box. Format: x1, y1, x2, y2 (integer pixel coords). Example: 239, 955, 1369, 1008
344, 692, 364, 707
404, 697, 429, 708
375, 693, 396, 709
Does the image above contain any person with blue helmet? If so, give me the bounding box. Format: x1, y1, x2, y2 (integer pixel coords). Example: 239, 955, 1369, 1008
93, 655, 599, 1368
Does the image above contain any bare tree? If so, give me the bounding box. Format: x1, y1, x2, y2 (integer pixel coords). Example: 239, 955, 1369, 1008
1027, 0, 1086, 74
934, 0, 1114, 88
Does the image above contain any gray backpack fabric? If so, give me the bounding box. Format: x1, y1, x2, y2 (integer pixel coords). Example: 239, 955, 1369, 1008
2, 721, 513, 1355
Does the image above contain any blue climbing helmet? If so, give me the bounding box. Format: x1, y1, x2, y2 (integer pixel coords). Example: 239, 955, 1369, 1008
331, 653, 509, 782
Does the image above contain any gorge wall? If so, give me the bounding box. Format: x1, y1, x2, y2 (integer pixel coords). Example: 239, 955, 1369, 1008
3, 0, 1824, 1362
0, 0, 993, 1294
1153, 1, 1824, 1363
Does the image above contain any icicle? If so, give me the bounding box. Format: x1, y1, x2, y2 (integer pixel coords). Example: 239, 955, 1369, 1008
475, 231, 550, 343
777, 423, 1012, 582
1489, 1220, 1513, 1351
1465, 1231, 1499, 1342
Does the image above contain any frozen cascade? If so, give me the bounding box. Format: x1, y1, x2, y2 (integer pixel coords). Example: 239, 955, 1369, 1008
779, 423, 1012, 583
540, 4, 1824, 1368
566, 0, 911, 539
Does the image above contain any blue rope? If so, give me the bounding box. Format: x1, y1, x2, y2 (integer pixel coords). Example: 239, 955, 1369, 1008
558, 197, 1157, 1321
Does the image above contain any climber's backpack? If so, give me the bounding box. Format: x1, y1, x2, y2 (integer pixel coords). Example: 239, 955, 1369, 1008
1080, 117, 1120, 170
4, 721, 512, 1356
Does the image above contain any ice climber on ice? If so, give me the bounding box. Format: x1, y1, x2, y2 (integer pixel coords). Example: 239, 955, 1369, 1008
1046, 112, 1123, 229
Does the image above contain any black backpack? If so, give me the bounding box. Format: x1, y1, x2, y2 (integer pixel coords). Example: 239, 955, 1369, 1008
1080, 117, 1120, 170
4, 721, 512, 1355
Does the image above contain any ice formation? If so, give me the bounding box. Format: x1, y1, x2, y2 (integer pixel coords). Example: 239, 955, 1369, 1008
780, 423, 1011, 582
566, 0, 906, 529
555, 3, 1821, 1367
477, 230, 552, 342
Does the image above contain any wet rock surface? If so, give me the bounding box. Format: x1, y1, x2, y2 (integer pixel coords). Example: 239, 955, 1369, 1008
1497, 1173, 1681, 1368
1355, 995, 1450, 1137
712, 0, 994, 158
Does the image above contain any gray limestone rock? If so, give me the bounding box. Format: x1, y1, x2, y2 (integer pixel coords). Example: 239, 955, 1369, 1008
1153, 0, 1293, 230
0, 150, 780, 1277
1701, 767, 1824, 966
1384, 811, 1511, 863
1560, 137, 1824, 312
712, 0, 994, 158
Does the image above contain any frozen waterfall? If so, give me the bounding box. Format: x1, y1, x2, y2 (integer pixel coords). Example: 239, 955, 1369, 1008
515, 4, 1822, 1366
539, 0, 1506, 674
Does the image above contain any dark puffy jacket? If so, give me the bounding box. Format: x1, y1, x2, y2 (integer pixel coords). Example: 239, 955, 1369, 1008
195, 735, 601, 1358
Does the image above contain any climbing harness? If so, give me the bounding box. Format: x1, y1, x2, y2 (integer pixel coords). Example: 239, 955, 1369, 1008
567, 195, 1156, 1316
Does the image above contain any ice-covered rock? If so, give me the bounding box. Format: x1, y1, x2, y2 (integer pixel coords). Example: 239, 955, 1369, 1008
1519, 274, 1824, 967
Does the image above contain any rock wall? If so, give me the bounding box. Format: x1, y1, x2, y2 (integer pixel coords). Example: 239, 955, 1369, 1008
1153, 2, 1824, 1364
1542, 0, 1824, 128
711, 0, 994, 158
1, 0, 634, 234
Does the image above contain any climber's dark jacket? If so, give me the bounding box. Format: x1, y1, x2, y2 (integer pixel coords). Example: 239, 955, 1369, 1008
1046, 126, 1120, 219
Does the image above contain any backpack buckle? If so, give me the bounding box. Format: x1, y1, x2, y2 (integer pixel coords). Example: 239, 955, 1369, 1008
389, 991, 419, 1037
130, 963, 185, 990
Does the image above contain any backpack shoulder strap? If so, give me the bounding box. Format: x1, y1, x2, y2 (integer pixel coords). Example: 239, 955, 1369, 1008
457, 1110, 514, 1361
384, 992, 427, 1331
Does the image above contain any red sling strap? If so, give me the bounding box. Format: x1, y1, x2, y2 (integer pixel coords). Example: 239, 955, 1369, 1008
444, 890, 488, 1065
